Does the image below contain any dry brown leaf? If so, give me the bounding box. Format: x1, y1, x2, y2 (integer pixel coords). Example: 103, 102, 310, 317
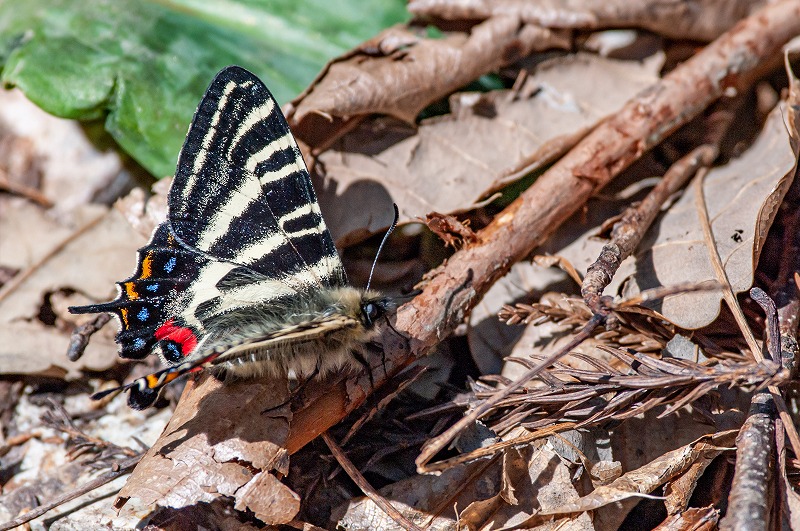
539, 430, 736, 515
316, 51, 663, 244
233, 471, 301, 524
335, 457, 503, 530
543, 97, 799, 329
609, 101, 799, 328
334, 425, 600, 530
663, 448, 723, 515
654, 506, 719, 530
335, 432, 592, 529
408, 0, 764, 41
117, 372, 298, 525
288, 17, 571, 145
462, 443, 594, 531
0, 200, 142, 377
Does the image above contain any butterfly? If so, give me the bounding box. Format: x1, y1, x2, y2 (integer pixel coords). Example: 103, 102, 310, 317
70, 66, 394, 409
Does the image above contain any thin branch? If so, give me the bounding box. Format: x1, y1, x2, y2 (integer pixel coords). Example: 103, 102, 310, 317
751, 287, 781, 362
67, 313, 111, 362
582, 143, 720, 314
719, 392, 775, 531
0, 167, 52, 208
321, 432, 423, 531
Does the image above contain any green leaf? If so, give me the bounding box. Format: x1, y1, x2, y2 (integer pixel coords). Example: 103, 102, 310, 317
0, 0, 408, 177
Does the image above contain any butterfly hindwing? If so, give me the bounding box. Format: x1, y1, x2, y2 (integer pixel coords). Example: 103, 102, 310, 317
70, 66, 348, 374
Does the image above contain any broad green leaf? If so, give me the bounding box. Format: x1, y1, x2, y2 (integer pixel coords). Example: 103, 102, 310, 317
0, 0, 408, 177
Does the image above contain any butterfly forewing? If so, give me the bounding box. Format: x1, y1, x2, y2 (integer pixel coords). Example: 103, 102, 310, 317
169, 66, 346, 292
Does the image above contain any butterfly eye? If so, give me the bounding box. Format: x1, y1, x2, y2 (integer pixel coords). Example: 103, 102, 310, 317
363, 302, 380, 326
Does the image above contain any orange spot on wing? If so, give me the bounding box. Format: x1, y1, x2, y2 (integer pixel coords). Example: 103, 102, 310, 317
145, 374, 160, 389
141, 253, 153, 279
120, 308, 130, 328
125, 282, 139, 300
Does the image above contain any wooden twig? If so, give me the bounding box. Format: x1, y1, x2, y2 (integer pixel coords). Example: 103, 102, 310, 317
581, 143, 719, 314
321, 432, 423, 531
67, 313, 111, 362
0, 168, 52, 208
751, 288, 781, 363
582, 91, 736, 313
0, 453, 142, 531
719, 392, 775, 531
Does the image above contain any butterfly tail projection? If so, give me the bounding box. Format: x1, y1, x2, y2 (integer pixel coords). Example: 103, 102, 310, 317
93, 352, 221, 409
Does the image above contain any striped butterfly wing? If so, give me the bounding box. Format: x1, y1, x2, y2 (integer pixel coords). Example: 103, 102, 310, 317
70, 66, 346, 367
170, 66, 345, 290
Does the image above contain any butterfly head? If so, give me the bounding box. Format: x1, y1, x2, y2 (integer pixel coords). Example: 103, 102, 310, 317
360, 294, 395, 328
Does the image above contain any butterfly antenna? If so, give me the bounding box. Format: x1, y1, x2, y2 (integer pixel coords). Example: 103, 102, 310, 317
366, 204, 399, 292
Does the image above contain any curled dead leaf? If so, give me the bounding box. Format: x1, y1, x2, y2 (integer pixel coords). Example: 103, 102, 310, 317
539, 430, 736, 515
288, 17, 572, 146
424, 211, 478, 248
408, 0, 764, 41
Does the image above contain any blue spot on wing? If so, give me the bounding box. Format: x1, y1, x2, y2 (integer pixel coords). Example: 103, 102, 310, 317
146, 283, 159, 292
133, 338, 146, 349
137, 308, 149, 321
164, 257, 177, 273
163, 341, 181, 361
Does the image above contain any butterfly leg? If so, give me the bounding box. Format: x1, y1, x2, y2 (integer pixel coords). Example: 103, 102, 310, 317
350, 349, 375, 389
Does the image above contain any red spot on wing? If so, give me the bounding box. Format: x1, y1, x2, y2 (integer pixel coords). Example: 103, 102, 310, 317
155, 318, 199, 356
